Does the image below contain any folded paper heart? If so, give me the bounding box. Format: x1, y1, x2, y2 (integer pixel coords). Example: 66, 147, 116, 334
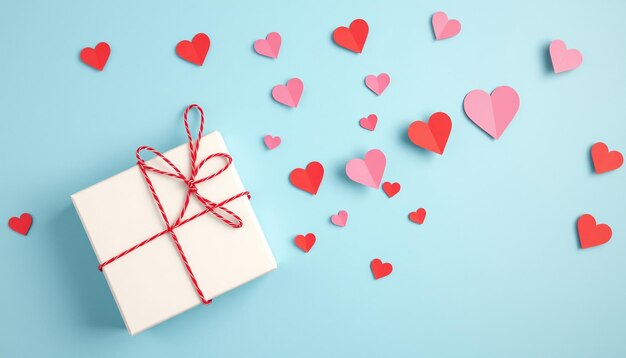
432, 11, 461, 40
359, 114, 378, 131
370, 259, 393, 280
409, 208, 427, 225
254, 32, 282, 59
382, 182, 401, 198
176, 33, 211, 66
407, 112, 452, 155
80, 42, 110, 71
463, 86, 520, 140
295, 233, 316, 253
289, 161, 324, 195
549, 40, 583, 74
330, 210, 348, 227
8, 213, 33, 236
591, 142, 623, 174
263, 135, 281, 150
272, 78, 303, 108
365, 73, 390, 96
578, 214, 612, 249
346, 149, 386, 189
333, 18, 369, 53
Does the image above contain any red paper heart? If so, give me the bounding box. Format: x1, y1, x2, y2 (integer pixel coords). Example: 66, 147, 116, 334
578, 214, 612, 249
370, 258, 392, 280
409, 208, 426, 225
408, 112, 452, 155
359, 114, 378, 131
332, 19, 369, 54
80, 42, 110, 71
176, 33, 211, 66
295, 233, 316, 253
382, 182, 401, 198
591, 142, 623, 174
8, 213, 33, 236
289, 161, 324, 195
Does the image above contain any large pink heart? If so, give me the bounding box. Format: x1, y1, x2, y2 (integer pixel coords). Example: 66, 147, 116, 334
364, 73, 390, 96
272, 78, 303, 108
345, 149, 386, 189
549, 39, 583, 74
254, 32, 282, 59
432, 11, 461, 40
463, 86, 520, 140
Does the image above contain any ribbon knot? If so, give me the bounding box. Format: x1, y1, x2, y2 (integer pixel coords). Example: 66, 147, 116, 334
97, 104, 250, 305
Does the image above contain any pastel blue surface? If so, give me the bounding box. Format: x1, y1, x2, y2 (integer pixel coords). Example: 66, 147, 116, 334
1, 0, 625, 357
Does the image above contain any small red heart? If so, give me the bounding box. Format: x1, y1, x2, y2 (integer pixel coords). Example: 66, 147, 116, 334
8, 213, 33, 236
289, 161, 324, 195
409, 208, 427, 225
591, 142, 623, 174
332, 19, 369, 54
408, 112, 452, 155
382, 181, 401, 198
370, 258, 393, 280
176, 33, 211, 66
80, 42, 110, 71
359, 114, 378, 131
578, 214, 612, 249
295, 233, 316, 253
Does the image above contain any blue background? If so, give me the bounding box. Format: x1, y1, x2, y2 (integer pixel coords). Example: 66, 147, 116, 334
1, 0, 625, 357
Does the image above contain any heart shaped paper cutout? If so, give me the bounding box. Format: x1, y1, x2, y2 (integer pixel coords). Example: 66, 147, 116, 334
8, 213, 32, 236
80, 42, 110, 71
463, 86, 520, 140
332, 19, 369, 53
371, 259, 393, 280
176, 33, 211, 66
409, 208, 427, 225
289, 161, 324, 195
382, 182, 401, 198
272, 78, 303, 108
591, 142, 623, 174
295, 233, 316, 253
407, 112, 452, 155
346, 149, 386, 189
578, 214, 612, 249
432, 11, 461, 40
550, 40, 583, 74
331, 210, 348, 227
359, 114, 378, 131
254, 32, 282, 59
365, 73, 390, 96
263, 135, 281, 150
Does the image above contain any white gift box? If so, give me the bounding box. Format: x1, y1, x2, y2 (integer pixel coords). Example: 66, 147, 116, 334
71, 125, 277, 335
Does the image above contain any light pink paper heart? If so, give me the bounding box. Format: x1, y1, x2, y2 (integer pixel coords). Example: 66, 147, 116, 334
331, 210, 348, 227
254, 32, 282, 59
432, 11, 461, 40
463, 86, 520, 140
359, 114, 378, 131
272, 78, 303, 108
549, 39, 582, 74
263, 135, 281, 150
346, 149, 386, 189
365, 73, 390, 96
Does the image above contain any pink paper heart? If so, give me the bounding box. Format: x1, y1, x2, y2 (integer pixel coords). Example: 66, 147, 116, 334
346, 149, 386, 189
272, 78, 303, 108
330, 210, 348, 227
254, 32, 282, 59
463, 86, 520, 140
432, 11, 461, 40
365, 73, 390, 96
549, 39, 583, 74
359, 114, 378, 131
263, 135, 281, 150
